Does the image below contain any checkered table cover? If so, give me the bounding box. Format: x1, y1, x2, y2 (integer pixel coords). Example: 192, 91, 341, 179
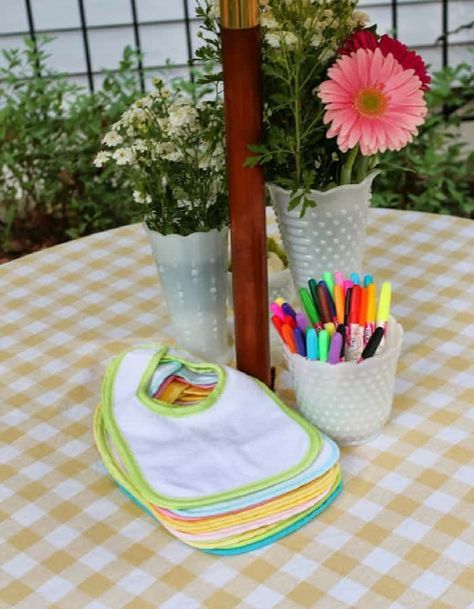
1, 209, 473, 609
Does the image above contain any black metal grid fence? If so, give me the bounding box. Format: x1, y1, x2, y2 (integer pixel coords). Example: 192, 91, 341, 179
2, 0, 473, 92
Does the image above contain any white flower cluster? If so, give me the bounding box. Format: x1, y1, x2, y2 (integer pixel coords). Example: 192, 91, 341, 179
94, 77, 226, 223
167, 99, 199, 135
258, 0, 364, 50
133, 190, 152, 204
265, 30, 298, 49
208, 0, 220, 19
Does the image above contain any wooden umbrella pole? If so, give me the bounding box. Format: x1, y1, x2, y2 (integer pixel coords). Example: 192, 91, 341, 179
220, 0, 271, 386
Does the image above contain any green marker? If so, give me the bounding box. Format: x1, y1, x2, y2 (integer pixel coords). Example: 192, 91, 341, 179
308, 278, 321, 317
299, 287, 321, 325
318, 329, 330, 362
322, 272, 335, 298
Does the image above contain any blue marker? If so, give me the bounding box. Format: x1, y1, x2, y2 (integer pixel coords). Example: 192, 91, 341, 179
363, 274, 373, 287
293, 328, 306, 357
350, 273, 361, 285
306, 328, 319, 361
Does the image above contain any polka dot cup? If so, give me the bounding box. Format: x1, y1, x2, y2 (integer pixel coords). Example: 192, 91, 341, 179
268, 171, 379, 290
284, 318, 403, 445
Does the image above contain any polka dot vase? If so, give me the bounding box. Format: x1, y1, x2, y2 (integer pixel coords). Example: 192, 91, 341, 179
268, 171, 379, 290
144, 224, 230, 364
284, 318, 403, 445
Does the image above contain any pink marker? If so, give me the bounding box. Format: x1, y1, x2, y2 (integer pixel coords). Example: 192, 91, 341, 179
334, 271, 344, 287
270, 302, 285, 321
343, 279, 354, 295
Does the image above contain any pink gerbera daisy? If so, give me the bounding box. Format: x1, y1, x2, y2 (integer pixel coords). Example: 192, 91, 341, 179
318, 48, 428, 156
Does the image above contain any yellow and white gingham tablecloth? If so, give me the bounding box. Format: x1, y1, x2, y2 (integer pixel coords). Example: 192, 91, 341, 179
1, 209, 473, 609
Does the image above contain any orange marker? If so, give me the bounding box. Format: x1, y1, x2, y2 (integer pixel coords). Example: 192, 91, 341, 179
364, 283, 376, 345
282, 324, 297, 353
334, 284, 345, 325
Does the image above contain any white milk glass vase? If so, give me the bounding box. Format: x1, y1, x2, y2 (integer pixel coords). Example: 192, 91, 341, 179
144, 224, 229, 363
268, 171, 379, 291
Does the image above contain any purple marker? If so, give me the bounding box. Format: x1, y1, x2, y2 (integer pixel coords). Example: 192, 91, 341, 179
282, 302, 297, 319
295, 312, 309, 332
328, 332, 343, 365
293, 328, 306, 357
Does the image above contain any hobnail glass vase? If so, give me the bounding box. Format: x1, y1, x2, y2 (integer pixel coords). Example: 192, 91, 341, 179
268, 172, 379, 291
144, 224, 229, 363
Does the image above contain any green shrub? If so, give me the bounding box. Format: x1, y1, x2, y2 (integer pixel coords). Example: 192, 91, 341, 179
372, 57, 474, 218
0, 37, 143, 256
1, 37, 472, 260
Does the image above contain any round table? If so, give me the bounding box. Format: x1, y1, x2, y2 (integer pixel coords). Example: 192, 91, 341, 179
1, 209, 473, 609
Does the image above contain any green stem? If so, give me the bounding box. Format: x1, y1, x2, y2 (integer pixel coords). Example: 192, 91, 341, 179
355, 155, 370, 183
294, 91, 302, 185
340, 146, 359, 185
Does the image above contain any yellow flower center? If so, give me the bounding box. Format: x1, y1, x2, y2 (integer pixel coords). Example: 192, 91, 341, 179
355, 87, 388, 117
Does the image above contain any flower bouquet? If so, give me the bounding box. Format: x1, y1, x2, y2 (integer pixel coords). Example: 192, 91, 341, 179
198, 0, 430, 287
95, 78, 230, 362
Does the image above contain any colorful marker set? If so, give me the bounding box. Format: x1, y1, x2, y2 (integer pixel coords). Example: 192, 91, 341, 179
271, 272, 392, 364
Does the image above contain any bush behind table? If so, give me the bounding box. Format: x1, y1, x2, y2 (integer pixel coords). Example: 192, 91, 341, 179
1, 38, 473, 261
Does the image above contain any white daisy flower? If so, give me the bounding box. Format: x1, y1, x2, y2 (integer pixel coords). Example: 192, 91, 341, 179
93, 151, 111, 168
133, 190, 152, 204
102, 131, 123, 147
112, 147, 135, 166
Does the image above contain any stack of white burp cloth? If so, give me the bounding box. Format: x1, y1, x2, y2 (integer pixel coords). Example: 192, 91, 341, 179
94, 345, 342, 555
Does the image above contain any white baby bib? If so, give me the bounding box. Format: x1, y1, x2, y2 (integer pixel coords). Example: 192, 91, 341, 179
102, 345, 322, 509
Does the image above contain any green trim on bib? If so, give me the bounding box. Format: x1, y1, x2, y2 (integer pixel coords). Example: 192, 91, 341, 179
94, 401, 341, 551
101, 345, 323, 510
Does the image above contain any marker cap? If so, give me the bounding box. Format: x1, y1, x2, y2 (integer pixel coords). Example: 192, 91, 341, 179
318, 330, 330, 362
377, 282, 392, 323
328, 332, 343, 364
306, 328, 319, 360
282, 324, 297, 353
334, 271, 344, 287
322, 272, 335, 297
366, 284, 376, 323
299, 287, 321, 324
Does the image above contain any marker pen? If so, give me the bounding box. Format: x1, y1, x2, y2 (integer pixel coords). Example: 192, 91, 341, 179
318, 330, 330, 362
316, 283, 332, 324
295, 312, 309, 332
282, 302, 297, 320
334, 271, 344, 288
358, 326, 384, 362
293, 328, 306, 357
299, 287, 322, 328
364, 283, 376, 345
322, 272, 335, 298
347, 285, 363, 361
282, 324, 297, 353
306, 328, 319, 361
336, 324, 346, 361
334, 284, 345, 325
270, 302, 285, 321
328, 332, 343, 365
319, 281, 337, 324
271, 315, 284, 339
